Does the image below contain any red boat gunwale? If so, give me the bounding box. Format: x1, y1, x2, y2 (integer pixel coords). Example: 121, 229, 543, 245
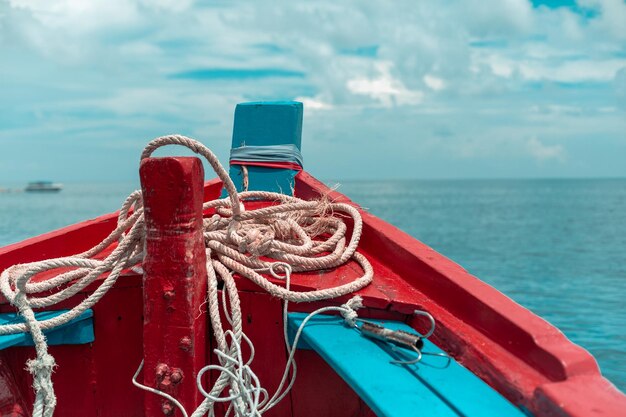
0, 167, 624, 417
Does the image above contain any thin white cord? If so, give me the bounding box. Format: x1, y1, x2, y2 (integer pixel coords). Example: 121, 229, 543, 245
132, 360, 189, 417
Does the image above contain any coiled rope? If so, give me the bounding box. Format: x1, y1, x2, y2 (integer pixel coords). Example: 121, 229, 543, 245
0, 135, 373, 417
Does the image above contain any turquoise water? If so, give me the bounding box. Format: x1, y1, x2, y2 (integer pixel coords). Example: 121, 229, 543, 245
1, 179, 624, 392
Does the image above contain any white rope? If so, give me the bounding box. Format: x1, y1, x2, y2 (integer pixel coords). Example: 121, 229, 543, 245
0, 135, 373, 416
132, 360, 189, 417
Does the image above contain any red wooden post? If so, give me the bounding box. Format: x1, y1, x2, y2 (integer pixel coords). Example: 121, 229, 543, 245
140, 157, 208, 416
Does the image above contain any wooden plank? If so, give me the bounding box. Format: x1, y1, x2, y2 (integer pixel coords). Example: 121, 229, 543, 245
289, 349, 366, 417
237, 291, 293, 417
91, 283, 144, 417
288, 313, 527, 417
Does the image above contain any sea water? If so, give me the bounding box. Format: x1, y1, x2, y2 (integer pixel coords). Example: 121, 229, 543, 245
1, 178, 624, 392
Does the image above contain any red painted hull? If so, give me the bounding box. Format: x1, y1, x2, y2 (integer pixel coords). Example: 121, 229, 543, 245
0, 170, 624, 417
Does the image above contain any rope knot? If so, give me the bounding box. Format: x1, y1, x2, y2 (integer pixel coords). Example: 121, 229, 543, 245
340, 295, 363, 327
26, 353, 56, 376
239, 226, 275, 257
26, 353, 57, 396
271, 218, 293, 240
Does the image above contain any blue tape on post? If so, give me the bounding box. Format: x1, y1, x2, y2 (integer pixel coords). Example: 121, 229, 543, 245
230, 144, 304, 168
0, 309, 95, 350
287, 312, 528, 417
225, 101, 303, 195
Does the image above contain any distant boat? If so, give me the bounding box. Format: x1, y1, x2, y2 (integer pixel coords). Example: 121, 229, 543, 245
24, 181, 63, 192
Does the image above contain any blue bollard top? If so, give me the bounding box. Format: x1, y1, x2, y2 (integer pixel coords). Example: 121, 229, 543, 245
231, 101, 303, 150
226, 101, 304, 195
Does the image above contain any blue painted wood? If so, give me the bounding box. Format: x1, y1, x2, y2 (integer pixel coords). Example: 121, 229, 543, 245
288, 313, 527, 417
226, 101, 303, 195
0, 309, 94, 350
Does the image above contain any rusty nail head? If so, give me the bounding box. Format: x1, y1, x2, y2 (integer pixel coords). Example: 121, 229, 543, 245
161, 402, 173, 415
155, 363, 169, 378
171, 369, 183, 383
179, 336, 192, 351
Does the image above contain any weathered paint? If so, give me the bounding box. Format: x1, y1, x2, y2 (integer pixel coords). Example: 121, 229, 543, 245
140, 157, 209, 416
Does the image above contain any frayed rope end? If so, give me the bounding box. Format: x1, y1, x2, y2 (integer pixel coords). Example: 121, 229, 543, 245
340, 295, 364, 327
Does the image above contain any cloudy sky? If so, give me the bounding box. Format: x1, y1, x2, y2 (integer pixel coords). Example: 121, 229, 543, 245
1, 0, 624, 182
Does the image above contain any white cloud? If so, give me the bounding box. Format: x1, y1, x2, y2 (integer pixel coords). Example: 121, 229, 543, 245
461, 0, 534, 36
8, 0, 142, 32
519, 59, 626, 82
346, 62, 423, 106
526, 137, 566, 162
423, 74, 446, 91
295, 96, 333, 111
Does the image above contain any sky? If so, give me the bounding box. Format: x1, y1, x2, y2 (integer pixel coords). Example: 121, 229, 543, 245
0, 0, 625, 182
